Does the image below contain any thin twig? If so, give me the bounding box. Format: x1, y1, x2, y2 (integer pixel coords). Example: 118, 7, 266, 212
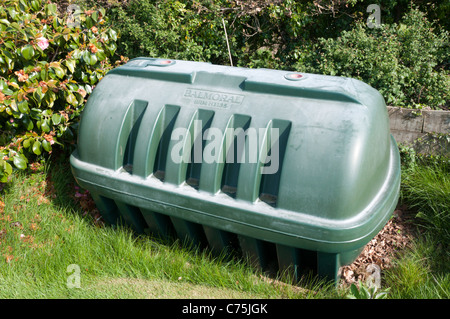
222, 18, 233, 67
50, 46, 59, 63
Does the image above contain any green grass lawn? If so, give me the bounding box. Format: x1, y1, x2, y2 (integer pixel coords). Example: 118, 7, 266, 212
383, 150, 449, 298
0, 158, 337, 298
0, 151, 448, 299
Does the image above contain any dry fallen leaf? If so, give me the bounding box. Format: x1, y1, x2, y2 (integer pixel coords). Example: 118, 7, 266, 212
339, 205, 416, 287
5, 255, 14, 263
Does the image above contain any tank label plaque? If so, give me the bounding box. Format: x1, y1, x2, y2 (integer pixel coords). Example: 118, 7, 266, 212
184, 89, 244, 108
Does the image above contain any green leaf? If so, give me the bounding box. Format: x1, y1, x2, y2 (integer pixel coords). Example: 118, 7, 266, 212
9, 100, 17, 112
18, 101, 29, 113
91, 11, 98, 22
23, 138, 32, 148
9, 22, 21, 30
89, 72, 97, 85
82, 50, 98, 65
33, 86, 45, 103
71, 33, 80, 44
23, 116, 34, 130
3, 52, 14, 69
52, 16, 59, 29
41, 120, 50, 133
66, 93, 78, 106
18, 0, 29, 11
46, 90, 57, 108
108, 29, 117, 42
96, 50, 106, 61
349, 283, 360, 298
359, 284, 371, 299
3, 161, 12, 175
51, 113, 61, 125
82, 50, 91, 65
13, 153, 28, 169
108, 42, 117, 55
85, 16, 94, 29
375, 291, 388, 299
84, 84, 92, 94
46, 3, 57, 14
40, 68, 48, 81
72, 49, 82, 59
53, 66, 65, 79
42, 139, 52, 152
65, 59, 76, 73
88, 53, 98, 65
4, 41, 15, 50
31, 0, 40, 11
42, 109, 52, 117
2, 88, 14, 95
81, 71, 88, 83
21, 44, 35, 60
7, 8, 18, 20
32, 140, 42, 155
66, 83, 78, 91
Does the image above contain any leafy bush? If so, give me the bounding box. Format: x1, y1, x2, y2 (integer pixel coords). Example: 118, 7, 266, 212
80, 0, 311, 68
87, 1, 449, 110
0, 0, 119, 183
294, 8, 450, 109
98, 0, 232, 64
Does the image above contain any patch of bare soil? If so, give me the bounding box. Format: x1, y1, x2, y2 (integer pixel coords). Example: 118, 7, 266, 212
339, 204, 418, 287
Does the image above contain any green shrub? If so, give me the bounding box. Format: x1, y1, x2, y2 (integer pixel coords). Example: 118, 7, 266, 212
100, 0, 233, 64
294, 8, 449, 109
85, 0, 311, 68
0, 0, 119, 183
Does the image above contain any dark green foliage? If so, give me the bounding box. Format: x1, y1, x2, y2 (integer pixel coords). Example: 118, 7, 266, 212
91, 1, 449, 109
98, 0, 234, 64
294, 9, 449, 109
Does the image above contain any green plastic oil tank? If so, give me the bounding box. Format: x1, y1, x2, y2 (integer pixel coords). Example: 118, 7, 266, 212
70, 58, 401, 282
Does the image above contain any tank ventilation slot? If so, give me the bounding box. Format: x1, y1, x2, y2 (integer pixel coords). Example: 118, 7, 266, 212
117, 100, 148, 172
185, 109, 215, 189
151, 105, 181, 181
220, 115, 252, 198
258, 120, 291, 207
